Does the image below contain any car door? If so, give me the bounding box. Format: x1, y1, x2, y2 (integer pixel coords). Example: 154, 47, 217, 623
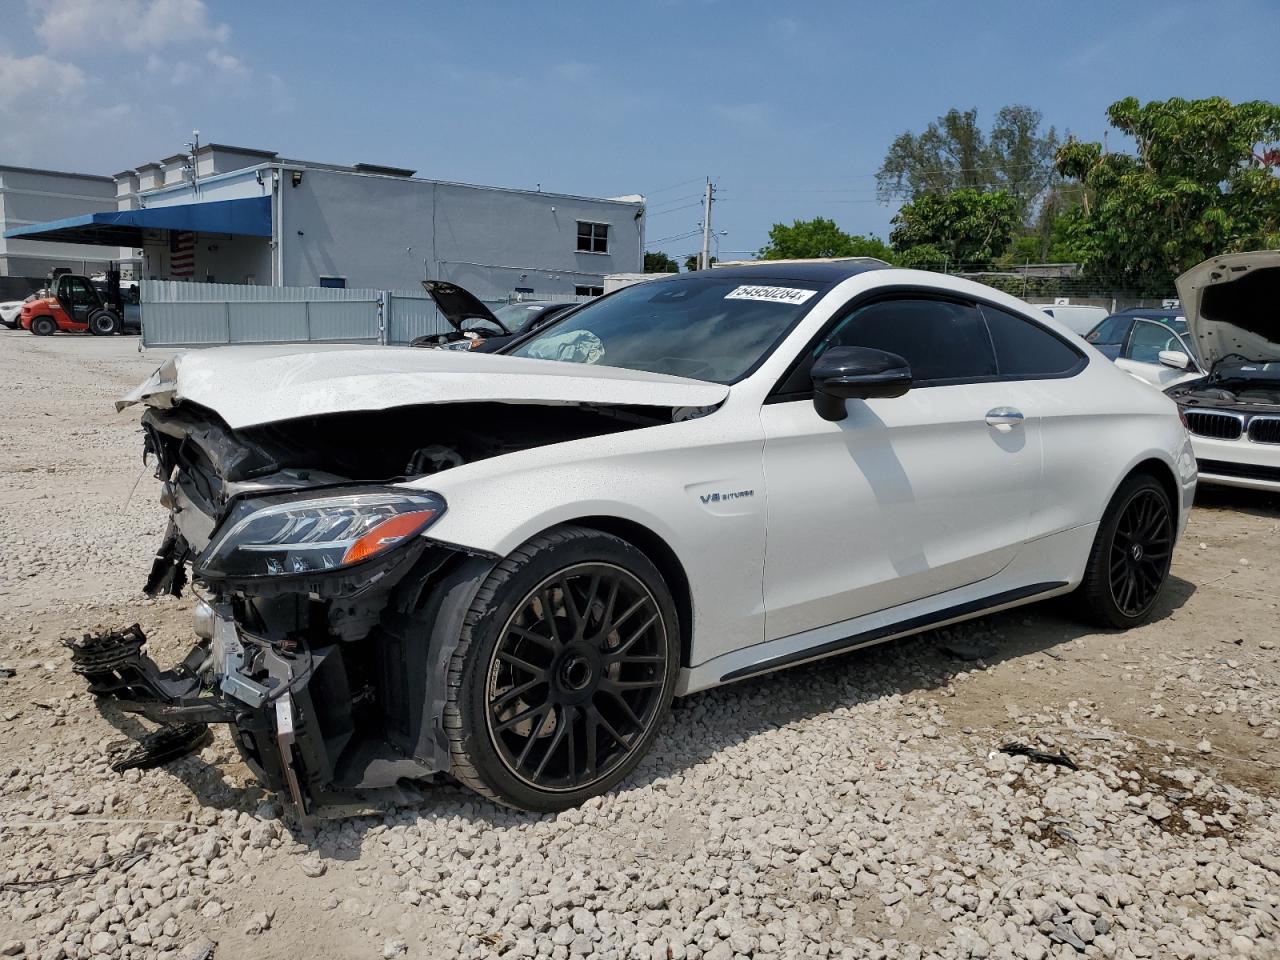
759, 295, 1043, 641
58, 277, 97, 325
1115, 318, 1201, 388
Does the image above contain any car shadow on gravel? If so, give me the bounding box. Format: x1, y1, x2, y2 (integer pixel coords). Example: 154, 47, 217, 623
647, 573, 1198, 789
310, 572, 1196, 847
1192, 485, 1280, 519
92, 700, 275, 811
84, 574, 1198, 849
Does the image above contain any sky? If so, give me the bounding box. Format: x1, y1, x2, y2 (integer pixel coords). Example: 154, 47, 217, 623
2, 0, 1278, 263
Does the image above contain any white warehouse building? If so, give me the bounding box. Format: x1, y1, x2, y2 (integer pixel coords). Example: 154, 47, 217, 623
5, 144, 645, 303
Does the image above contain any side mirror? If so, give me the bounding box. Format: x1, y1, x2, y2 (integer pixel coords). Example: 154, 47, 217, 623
1158, 350, 1191, 370
811, 346, 912, 422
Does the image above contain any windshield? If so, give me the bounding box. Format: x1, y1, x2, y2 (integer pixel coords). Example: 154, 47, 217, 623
492, 302, 549, 330
507, 276, 826, 383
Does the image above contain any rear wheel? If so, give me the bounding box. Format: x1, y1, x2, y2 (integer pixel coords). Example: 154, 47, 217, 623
444, 526, 679, 811
1077, 473, 1174, 628
88, 310, 121, 336
31, 316, 57, 336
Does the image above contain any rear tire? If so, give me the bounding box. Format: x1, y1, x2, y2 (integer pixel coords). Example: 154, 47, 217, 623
31, 316, 56, 336
88, 310, 121, 336
444, 526, 679, 811
1076, 473, 1174, 628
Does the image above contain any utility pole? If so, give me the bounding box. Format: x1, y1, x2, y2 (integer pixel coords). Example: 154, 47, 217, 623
698, 178, 715, 270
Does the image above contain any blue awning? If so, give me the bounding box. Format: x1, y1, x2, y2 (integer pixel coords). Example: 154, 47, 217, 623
3, 196, 272, 246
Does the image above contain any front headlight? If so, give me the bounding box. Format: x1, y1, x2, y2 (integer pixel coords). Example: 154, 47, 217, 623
197, 488, 445, 579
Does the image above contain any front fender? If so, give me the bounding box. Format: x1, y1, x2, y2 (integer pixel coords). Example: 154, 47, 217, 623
404, 417, 768, 667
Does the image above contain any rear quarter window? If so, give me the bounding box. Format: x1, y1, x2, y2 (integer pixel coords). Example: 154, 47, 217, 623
981, 305, 1084, 378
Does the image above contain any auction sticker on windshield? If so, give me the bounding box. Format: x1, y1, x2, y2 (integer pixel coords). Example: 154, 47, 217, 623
724, 285, 817, 305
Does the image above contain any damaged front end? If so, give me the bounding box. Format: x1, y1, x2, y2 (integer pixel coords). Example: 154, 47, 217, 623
85, 390, 676, 817
87, 406, 494, 817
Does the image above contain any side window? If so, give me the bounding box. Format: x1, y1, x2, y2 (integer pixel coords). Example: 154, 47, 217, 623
1125, 319, 1180, 364
821, 298, 996, 384
64, 278, 95, 304
981, 304, 1083, 378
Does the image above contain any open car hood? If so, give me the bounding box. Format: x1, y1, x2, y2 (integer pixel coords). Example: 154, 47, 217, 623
1176, 251, 1280, 368
420, 280, 510, 334
116, 344, 728, 429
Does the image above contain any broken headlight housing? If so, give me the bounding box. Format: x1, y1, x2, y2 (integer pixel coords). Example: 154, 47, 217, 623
197, 488, 445, 579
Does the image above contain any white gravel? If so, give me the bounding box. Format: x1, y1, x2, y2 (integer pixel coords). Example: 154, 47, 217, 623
1, 334, 1278, 959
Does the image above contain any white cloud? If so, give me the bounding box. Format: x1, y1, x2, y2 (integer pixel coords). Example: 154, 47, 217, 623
31, 0, 230, 54
0, 51, 87, 163
0, 51, 85, 112
206, 47, 248, 77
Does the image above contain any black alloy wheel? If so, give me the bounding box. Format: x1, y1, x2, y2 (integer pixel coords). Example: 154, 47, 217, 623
31, 316, 56, 336
1108, 488, 1173, 618
444, 525, 679, 811
485, 562, 668, 792
1077, 472, 1175, 628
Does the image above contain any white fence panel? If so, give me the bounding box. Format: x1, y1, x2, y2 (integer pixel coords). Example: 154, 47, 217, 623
141, 280, 383, 347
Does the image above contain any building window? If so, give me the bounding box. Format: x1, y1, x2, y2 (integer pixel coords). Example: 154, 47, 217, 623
575, 285, 604, 298
319, 276, 347, 288
576, 221, 609, 253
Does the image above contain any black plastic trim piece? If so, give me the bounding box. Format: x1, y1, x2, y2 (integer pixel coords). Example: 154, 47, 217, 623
719, 581, 1069, 683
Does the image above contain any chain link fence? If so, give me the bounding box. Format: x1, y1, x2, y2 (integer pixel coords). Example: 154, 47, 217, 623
937, 263, 1178, 312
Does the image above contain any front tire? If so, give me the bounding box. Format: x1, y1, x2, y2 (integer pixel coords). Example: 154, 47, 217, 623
444, 526, 679, 811
88, 310, 121, 336
1076, 473, 1174, 628
30, 316, 57, 336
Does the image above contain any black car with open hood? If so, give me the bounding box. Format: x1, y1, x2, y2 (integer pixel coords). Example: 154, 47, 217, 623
410, 280, 576, 352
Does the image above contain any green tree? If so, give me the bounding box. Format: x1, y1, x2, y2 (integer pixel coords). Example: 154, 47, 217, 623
1054, 97, 1280, 293
644, 251, 679, 273
758, 218, 892, 261
877, 105, 1059, 218
892, 243, 949, 270
889, 189, 1022, 266
683, 254, 718, 271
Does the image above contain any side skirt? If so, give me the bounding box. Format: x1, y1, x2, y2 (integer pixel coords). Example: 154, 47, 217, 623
680, 578, 1070, 691
716, 581, 1067, 684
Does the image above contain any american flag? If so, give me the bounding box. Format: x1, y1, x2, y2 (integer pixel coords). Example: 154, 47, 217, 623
169, 230, 195, 278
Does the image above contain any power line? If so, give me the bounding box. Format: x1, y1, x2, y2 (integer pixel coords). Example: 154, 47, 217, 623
646, 200, 703, 217
640, 175, 709, 197
645, 228, 702, 247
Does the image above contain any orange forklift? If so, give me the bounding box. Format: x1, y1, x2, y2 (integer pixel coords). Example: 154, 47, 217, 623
20, 268, 133, 336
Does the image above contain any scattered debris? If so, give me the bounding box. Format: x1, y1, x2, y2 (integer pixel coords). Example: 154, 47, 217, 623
0, 837, 151, 892
62, 624, 147, 684
999, 742, 1079, 771
107, 723, 211, 772
1049, 921, 1089, 951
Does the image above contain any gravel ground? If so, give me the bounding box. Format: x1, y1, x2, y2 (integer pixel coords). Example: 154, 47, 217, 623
1, 333, 1278, 960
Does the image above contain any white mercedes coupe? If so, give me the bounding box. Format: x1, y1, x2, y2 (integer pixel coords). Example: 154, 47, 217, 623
94, 262, 1195, 814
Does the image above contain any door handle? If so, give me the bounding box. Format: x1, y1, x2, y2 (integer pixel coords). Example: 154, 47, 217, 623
985, 407, 1024, 429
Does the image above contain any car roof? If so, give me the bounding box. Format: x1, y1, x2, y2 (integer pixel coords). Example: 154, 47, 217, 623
1116, 307, 1181, 317
680, 259, 890, 284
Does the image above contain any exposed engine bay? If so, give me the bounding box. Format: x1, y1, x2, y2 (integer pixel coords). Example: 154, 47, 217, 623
83, 398, 686, 817
1167, 358, 1280, 414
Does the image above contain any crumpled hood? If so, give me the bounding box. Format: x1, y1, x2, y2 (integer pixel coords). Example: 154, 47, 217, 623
116, 343, 728, 429
1176, 251, 1280, 368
